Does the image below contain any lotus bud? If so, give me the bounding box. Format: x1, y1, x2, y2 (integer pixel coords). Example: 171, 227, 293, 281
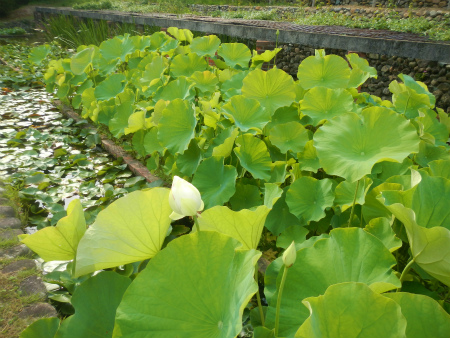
282, 241, 296, 268
169, 176, 204, 220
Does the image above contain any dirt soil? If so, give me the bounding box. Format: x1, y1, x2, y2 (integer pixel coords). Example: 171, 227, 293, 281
0, 5, 36, 23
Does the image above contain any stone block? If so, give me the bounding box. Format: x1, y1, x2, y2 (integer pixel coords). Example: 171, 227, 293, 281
18, 303, 57, 319
0, 217, 21, 229
2, 259, 36, 274
19, 276, 47, 298
0, 206, 15, 218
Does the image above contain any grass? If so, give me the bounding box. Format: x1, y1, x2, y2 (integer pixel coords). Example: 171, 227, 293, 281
0, 258, 43, 338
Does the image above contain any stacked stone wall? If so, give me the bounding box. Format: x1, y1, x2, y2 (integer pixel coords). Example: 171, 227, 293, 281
275, 43, 450, 113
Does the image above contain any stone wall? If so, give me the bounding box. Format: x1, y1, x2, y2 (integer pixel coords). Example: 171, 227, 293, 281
274, 42, 450, 113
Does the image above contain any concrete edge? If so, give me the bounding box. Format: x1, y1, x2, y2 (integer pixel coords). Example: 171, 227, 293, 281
35, 6, 450, 63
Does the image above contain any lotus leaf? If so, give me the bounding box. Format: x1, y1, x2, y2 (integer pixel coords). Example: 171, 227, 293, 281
297, 140, 320, 173
20, 199, 85, 261
221, 95, 270, 132
210, 127, 239, 158
265, 228, 400, 337
170, 53, 207, 78
263, 183, 283, 209
251, 48, 281, 67
75, 188, 172, 276
109, 102, 134, 138
175, 138, 202, 177
189, 71, 219, 94
276, 225, 309, 250
55, 272, 131, 338
192, 156, 237, 208
384, 292, 450, 338
265, 188, 302, 235
190, 35, 221, 57
346, 52, 377, 88
70, 47, 95, 75
234, 134, 273, 181
241, 68, 296, 115
300, 87, 354, 125
229, 182, 262, 211
197, 205, 270, 249
94, 74, 127, 101
297, 51, 350, 89
153, 77, 195, 102
167, 27, 193, 43
380, 201, 450, 286
286, 177, 334, 222
314, 107, 420, 182
19, 318, 60, 338
382, 172, 450, 230
295, 282, 407, 338
157, 98, 197, 155
334, 177, 372, 212
113, 231, 260, 338
217, 43, 251, 68
100, 35, 135, 62
428, 159, 450, 179
414, 141, 450, 167
364, 217, 402, 252
268, 121, 310, 154
29, 44, 51, 66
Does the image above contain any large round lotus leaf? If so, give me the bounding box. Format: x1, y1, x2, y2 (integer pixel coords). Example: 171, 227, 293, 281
314, 107, 420, 182
265, 227, 401, 337
144, 127, 164, 154
170, 53, 207, 78
192, 156, 237, 208
189, 71, 219, 94
268, 121, 310, 154
300, 87, 354, 126
379, 201, 450, 287
20, 199, 85, 261
197, 205, 270, 249
113, 231, 260, 338
75, 188, 172, 277
157, 99, 197, 155
109, 102, 134, 138
94, 74, 127, 101
334, 177, 372, 212
222, 95, 270, 132
100, 35, 135, 62
208, 127, 239, 158
217, 43, 252, 68
20, 318, 60, 338
364, 217, 402, 253
295, 282, 407, 338
220, 71, 247, 100
384, 292, 450, 338
286, 177, 334, 223
234, 134, 273, 181
297, 52, 351, 89
417, 108, 448, 144
190, 35, 221, 57
70, 47, 95, 75
241, 68, 296, 115
264, 106, 300, 135
55, 272, 131, 338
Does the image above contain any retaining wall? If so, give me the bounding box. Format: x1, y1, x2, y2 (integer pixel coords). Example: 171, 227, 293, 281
34, 7, 450, 112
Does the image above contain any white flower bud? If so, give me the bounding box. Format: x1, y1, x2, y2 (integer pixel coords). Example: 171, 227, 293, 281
282, 241, 297, 268
169, 176, 204, 220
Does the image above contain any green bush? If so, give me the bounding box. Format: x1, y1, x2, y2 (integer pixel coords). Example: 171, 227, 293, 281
0, 0, 30, 17
73, 0, 113, 10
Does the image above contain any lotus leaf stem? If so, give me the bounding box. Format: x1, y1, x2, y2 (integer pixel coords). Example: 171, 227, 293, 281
348, 179, 360, 227
398, 259, 415, 291
194, 215, 200, 233
274, 266, 289, 336
254, 267, 265, 327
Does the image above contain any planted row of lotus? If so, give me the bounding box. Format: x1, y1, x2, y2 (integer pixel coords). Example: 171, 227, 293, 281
18, 27, 450, 337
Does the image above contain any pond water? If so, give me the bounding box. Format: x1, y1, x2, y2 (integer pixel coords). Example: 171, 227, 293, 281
0, 88, 159, 229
